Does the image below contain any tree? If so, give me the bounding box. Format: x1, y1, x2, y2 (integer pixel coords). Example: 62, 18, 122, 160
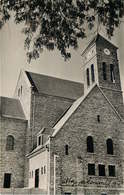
0, 0, 124, 62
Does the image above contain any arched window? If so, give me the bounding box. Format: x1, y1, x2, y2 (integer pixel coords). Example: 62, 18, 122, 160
91, 64, 95, 83
102, 62, 107, 80
97, 115, 100, 123
86, 68, 90, 87
110, 64, 115, 83
65, 144, 69, 155
87, 136, 94, 153
6, 135, 14, 151
106, 138, 113, 155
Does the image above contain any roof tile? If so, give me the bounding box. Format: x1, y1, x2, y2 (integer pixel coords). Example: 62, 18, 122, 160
26, 71, 84, 100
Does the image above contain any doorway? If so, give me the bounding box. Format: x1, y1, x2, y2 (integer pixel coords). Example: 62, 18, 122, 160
3, 173, 11, 188
35, 169, 39, 188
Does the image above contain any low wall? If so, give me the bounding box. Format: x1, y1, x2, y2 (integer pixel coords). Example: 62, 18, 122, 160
0, 188, 47, 195
1, 188, 124, 195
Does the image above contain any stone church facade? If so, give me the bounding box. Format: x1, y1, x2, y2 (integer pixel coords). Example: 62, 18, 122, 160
0, 34, 124, 195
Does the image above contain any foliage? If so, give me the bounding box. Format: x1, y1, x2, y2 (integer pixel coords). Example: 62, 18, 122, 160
0, 0, 124, 62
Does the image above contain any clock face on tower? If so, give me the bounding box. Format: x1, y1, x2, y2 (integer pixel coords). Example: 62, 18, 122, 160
104, 48, 110, 55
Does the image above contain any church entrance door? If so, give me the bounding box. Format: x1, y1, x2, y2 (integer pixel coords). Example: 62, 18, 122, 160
3, 173, 11, 188
35, 169, 39, 188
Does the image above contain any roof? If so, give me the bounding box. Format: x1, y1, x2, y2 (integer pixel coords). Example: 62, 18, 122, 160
52, 84, 123, 137
38, 127, 55, 136
0, 96, 26, 120
81, 33, 118, 56
25, 71, 84, 100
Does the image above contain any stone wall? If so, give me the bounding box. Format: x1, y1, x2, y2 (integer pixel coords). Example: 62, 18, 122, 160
0, 116, 27, 188
30, 93, 73, 149
101, 88, 124, 119
50, 86, 124, 195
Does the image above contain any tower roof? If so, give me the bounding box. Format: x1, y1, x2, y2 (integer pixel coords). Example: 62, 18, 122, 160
81, 33, 118, 56
25, 71, 84, 100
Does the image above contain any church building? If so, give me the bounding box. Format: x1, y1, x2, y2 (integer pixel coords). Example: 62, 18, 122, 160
0, 34, 124, 195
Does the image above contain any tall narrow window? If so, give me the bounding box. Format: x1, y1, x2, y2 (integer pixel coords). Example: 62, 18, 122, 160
44, 166, 46, 174
38, 136, 41, 146
41, 167, 43, 175
108, 165, 116, 177
65, 144, 69, 155
110, 64, 115, 83
3, 173, 11, 188
88, 163, 95, 176
87, 136, 94, 153
86, 68, 90, 87
97, 115, 100, 123
98, 164, 105, 176
102, 62, 107, 80
106, 139, 113, 155
6, 135, 14, 151
91, 64, 95, 83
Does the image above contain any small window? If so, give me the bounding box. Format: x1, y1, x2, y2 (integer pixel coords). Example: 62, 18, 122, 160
98, 164, 105, 176
41, 167, 43, 175
108, 165, 116, 177
91, 64, 95, 83
44, 166, 46, 174
97, 115, 100, 122
38, 136, 41, 146
87, 136, 94, 153
102, 62, 107, 80
6, 135, 14, 151
106, 138, 113, 155
86, 68, 90, 86
110, 64, 115, 83
88, 163, 95, 176
65, 144, 69, 155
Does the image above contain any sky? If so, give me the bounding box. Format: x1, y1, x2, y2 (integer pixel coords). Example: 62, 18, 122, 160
0, 17, 124, 99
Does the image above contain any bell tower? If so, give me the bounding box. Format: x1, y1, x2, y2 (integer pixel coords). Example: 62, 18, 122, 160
82, 34, 124, 118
